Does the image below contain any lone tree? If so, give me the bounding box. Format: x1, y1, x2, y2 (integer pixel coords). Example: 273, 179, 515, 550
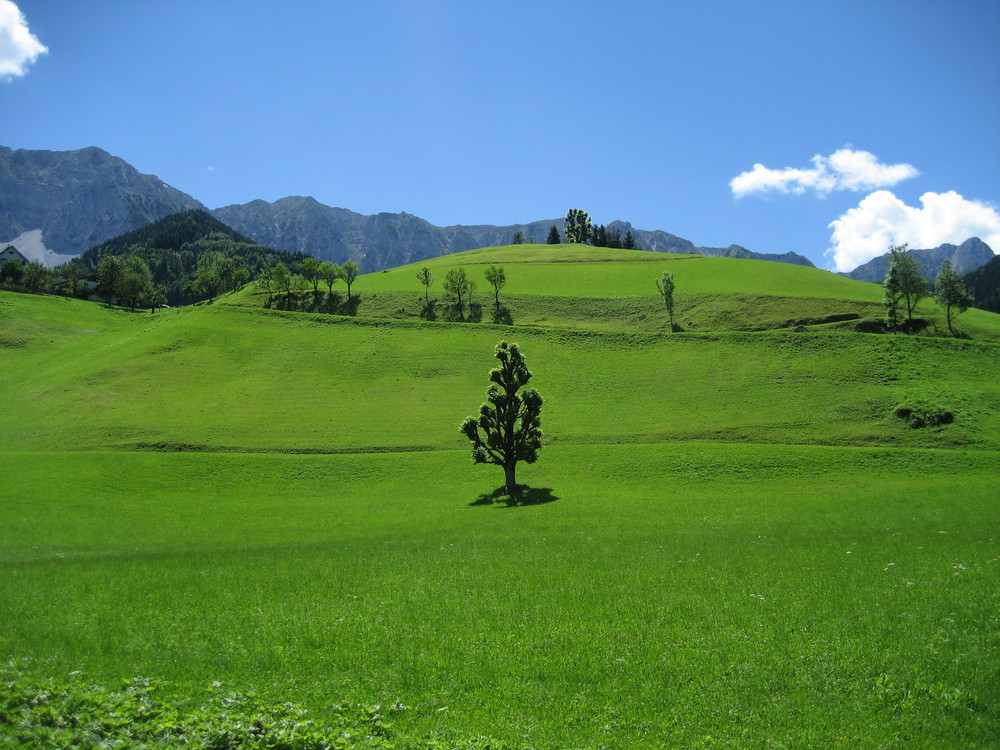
416, 266, 434, 302
564, 208, 592, 244
656, 270, 676, 331
484, 264, 506, 307
934, 259, 973, 335
546, 225, 561, 244
460, 341, 543, 494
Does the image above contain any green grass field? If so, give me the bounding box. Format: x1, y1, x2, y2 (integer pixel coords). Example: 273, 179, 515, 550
2, 246, 999, 748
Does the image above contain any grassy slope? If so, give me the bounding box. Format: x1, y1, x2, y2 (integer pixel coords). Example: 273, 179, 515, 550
4, 295, 1000, 452
2, 247, 1000, 748
231, 243, 1000, 338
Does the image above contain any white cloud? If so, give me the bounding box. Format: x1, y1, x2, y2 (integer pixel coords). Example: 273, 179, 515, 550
825, 190, 1000, 272
0, 0, 47, 80
730, 148, 918, 198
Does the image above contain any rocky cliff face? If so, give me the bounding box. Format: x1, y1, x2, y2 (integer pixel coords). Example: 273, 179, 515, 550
212, 197, 572, 271
213, 199, 815, 272
0, 146, 205, 261
3, 145, 817, 271
845, 238, 995, 282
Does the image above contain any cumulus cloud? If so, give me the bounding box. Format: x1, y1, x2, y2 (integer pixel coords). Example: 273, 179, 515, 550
730, 148, 919, 198
826, 190, 1000, 272
0, 0, 47, 80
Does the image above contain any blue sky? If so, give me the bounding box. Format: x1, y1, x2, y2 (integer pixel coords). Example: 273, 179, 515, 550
2, 0, 998, 270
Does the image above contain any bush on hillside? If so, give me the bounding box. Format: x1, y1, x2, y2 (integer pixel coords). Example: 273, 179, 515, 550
894, 403, 955, 429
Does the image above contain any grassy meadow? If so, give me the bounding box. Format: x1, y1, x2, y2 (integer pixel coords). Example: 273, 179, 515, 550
1, 246, 999, 748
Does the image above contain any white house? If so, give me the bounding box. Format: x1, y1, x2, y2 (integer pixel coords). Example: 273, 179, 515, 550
1, 245, 29, 266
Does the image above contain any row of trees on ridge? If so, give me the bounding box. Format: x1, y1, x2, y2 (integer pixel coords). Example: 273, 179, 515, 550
511, 209, 638, 249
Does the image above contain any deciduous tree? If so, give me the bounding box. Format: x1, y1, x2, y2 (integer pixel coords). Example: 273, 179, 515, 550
271, 262, 292, 296
656, 270, 676, 331
884, 244, 928, 326
460, 341, 543, 493
444, 267, 475, 317
117, 255, 154, 311
298, 256, 322, 293
96, 256, 123, 303
0, 258, 24, 285
319, 261, 342, 294
416, 266, 434, 302
340, 260, 360, 299
22, 260, 52, 292
934, 259, 973, 335
484, 265, 506, 307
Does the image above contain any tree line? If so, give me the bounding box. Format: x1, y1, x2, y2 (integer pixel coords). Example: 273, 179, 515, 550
511, 209, 639, 250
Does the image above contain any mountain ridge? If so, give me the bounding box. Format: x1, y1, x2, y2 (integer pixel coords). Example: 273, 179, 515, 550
844, 237, 995, 283
212, 196, 816, 272
0, 146, 206, 261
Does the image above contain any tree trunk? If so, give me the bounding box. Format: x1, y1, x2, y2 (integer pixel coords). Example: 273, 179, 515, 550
504, 463, 517, 494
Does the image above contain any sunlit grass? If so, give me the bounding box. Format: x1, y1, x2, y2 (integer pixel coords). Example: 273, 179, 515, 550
3, 256, 1000, 748
2, 445, 998, 747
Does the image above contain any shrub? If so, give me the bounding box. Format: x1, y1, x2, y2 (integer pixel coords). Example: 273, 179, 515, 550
894, 403, 955, 429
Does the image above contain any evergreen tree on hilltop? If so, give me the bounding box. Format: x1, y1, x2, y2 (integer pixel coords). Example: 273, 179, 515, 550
564, 209, 591, 244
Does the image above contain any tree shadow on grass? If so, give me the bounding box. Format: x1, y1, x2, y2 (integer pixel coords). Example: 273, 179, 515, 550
419, 299, 437, 320
470, 485, 559, 508
492, 304, 513, 325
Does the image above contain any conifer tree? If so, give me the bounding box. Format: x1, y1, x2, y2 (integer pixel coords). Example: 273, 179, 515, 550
460, 341, 543, 494
564, 209, 592, 244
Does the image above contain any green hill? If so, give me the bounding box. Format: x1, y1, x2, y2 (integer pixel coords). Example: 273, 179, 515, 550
964, 253, 1000, 313
2, 246, 999, 748
233, 243, 1000, 339
75, 210, 309, 304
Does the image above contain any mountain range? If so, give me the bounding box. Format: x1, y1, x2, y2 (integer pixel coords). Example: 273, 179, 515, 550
1, 146, 995, 278
843, 237, 995, 283
0, 146, 203, 264
2, 146, 816, 272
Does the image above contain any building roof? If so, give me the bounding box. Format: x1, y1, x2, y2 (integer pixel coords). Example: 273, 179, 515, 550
1, 245, 30, 264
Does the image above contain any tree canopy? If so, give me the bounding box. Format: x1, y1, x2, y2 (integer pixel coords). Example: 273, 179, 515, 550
73, 210, 307, 305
